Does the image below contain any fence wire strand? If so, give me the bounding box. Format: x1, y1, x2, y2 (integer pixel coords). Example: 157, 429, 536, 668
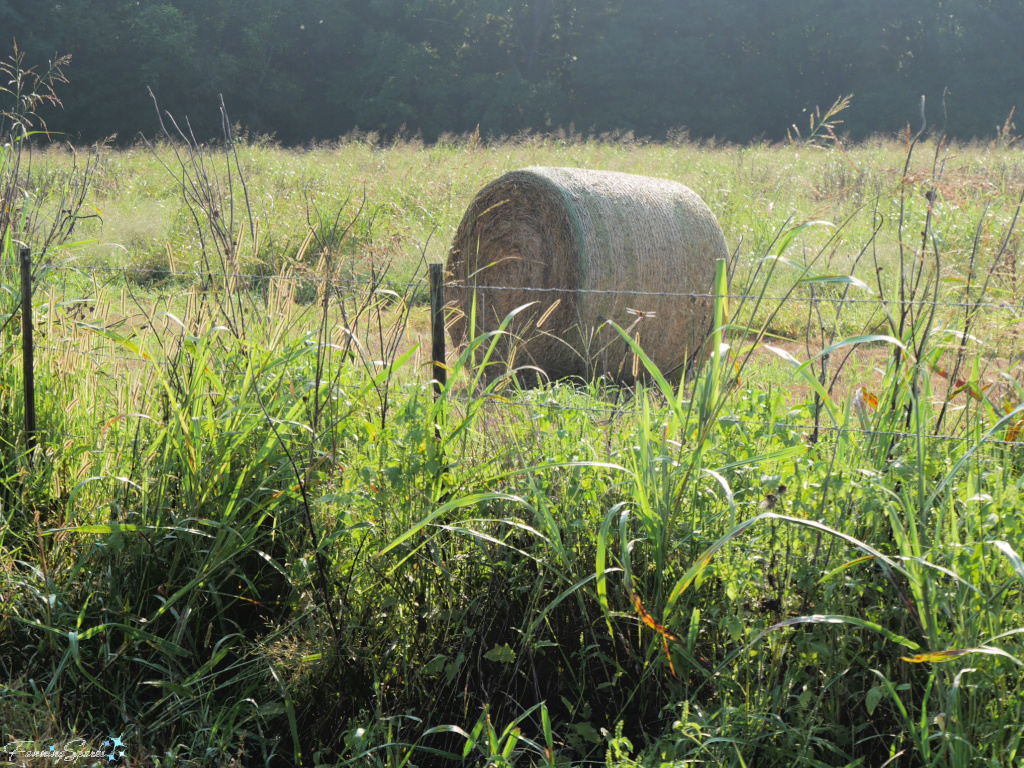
4, 260, 1024, 311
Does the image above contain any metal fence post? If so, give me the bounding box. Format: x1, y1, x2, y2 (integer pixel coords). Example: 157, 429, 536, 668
20, 247, 37, 456
429, 264, 447, 400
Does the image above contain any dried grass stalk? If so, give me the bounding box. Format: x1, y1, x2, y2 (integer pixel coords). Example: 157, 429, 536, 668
446, 166, 728, 384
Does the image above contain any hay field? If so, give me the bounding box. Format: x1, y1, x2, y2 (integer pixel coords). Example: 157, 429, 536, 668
41, 134, 1024, 393
4, 133, 1024, 768
61, 135, 1023, 304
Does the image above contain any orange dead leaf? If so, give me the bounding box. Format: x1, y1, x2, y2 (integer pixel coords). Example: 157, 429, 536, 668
1003, 398, 1024, 441
861, 387, 878, 409
662, 633, 676, 677
632, 593, 678, 677
930, 364, 987, 402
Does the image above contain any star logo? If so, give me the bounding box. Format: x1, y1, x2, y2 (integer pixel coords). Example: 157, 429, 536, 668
104, 734, 127, 763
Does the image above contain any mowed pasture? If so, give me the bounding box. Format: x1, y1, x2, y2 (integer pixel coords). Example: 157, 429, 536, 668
3, 130, 1024, 768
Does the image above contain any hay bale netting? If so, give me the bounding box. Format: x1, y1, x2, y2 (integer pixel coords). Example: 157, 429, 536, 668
445, 166, 728, 384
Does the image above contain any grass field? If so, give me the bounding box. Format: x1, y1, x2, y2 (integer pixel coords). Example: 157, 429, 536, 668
3, 118, 1024, 768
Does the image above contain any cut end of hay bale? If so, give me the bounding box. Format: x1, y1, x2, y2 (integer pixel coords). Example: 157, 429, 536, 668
445, 166, 728, 385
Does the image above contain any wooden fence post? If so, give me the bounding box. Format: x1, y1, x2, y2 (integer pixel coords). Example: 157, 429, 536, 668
20, 247, 37, 457
429, 264, 447, 400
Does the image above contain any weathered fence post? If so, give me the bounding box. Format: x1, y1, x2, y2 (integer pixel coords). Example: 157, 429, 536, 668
429, 264, 447, 400
20, 247, 37, 456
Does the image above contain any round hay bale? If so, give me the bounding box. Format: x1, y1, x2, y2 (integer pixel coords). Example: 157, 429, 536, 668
445, 166, 727, 384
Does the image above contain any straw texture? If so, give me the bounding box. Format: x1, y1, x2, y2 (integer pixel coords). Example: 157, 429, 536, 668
446, 166, 727, 383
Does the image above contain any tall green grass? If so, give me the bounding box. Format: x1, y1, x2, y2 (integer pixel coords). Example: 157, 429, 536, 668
2, 78, 1024, 767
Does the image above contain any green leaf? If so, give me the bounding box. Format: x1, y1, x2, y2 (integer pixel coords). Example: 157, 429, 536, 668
798, 274, 872, 293
804, 335, 907, 363
725, 616, 743, 642
761, 344, 839, 424
54, 523, 140, 535
269, 664, 301, 763
686, 608, 701, 653
376, 492, 526, 559
994, 541, 1024, 585
596, 503, 626, 635
423, 654, 447, 676
609, 321, 676, 405
75, 322, 153, 360
484, 643, 516, 664
865, 685, 885, 715
762, 220, 836, 259
767, 614, 919, 650
444, 652, 466, 685
572, 722, 601, 744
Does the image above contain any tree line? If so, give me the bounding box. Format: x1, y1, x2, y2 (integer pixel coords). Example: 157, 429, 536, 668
4, 0, 1022, 145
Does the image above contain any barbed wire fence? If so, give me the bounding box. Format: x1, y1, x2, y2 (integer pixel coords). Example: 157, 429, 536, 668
7, 251, 1024, 452
15, 258, 1024, 311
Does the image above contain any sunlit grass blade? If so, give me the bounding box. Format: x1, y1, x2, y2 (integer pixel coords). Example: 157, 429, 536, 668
902, 647, 1022, 665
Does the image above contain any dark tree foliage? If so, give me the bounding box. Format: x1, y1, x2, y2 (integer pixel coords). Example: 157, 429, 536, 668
4, 0, 1022, 145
